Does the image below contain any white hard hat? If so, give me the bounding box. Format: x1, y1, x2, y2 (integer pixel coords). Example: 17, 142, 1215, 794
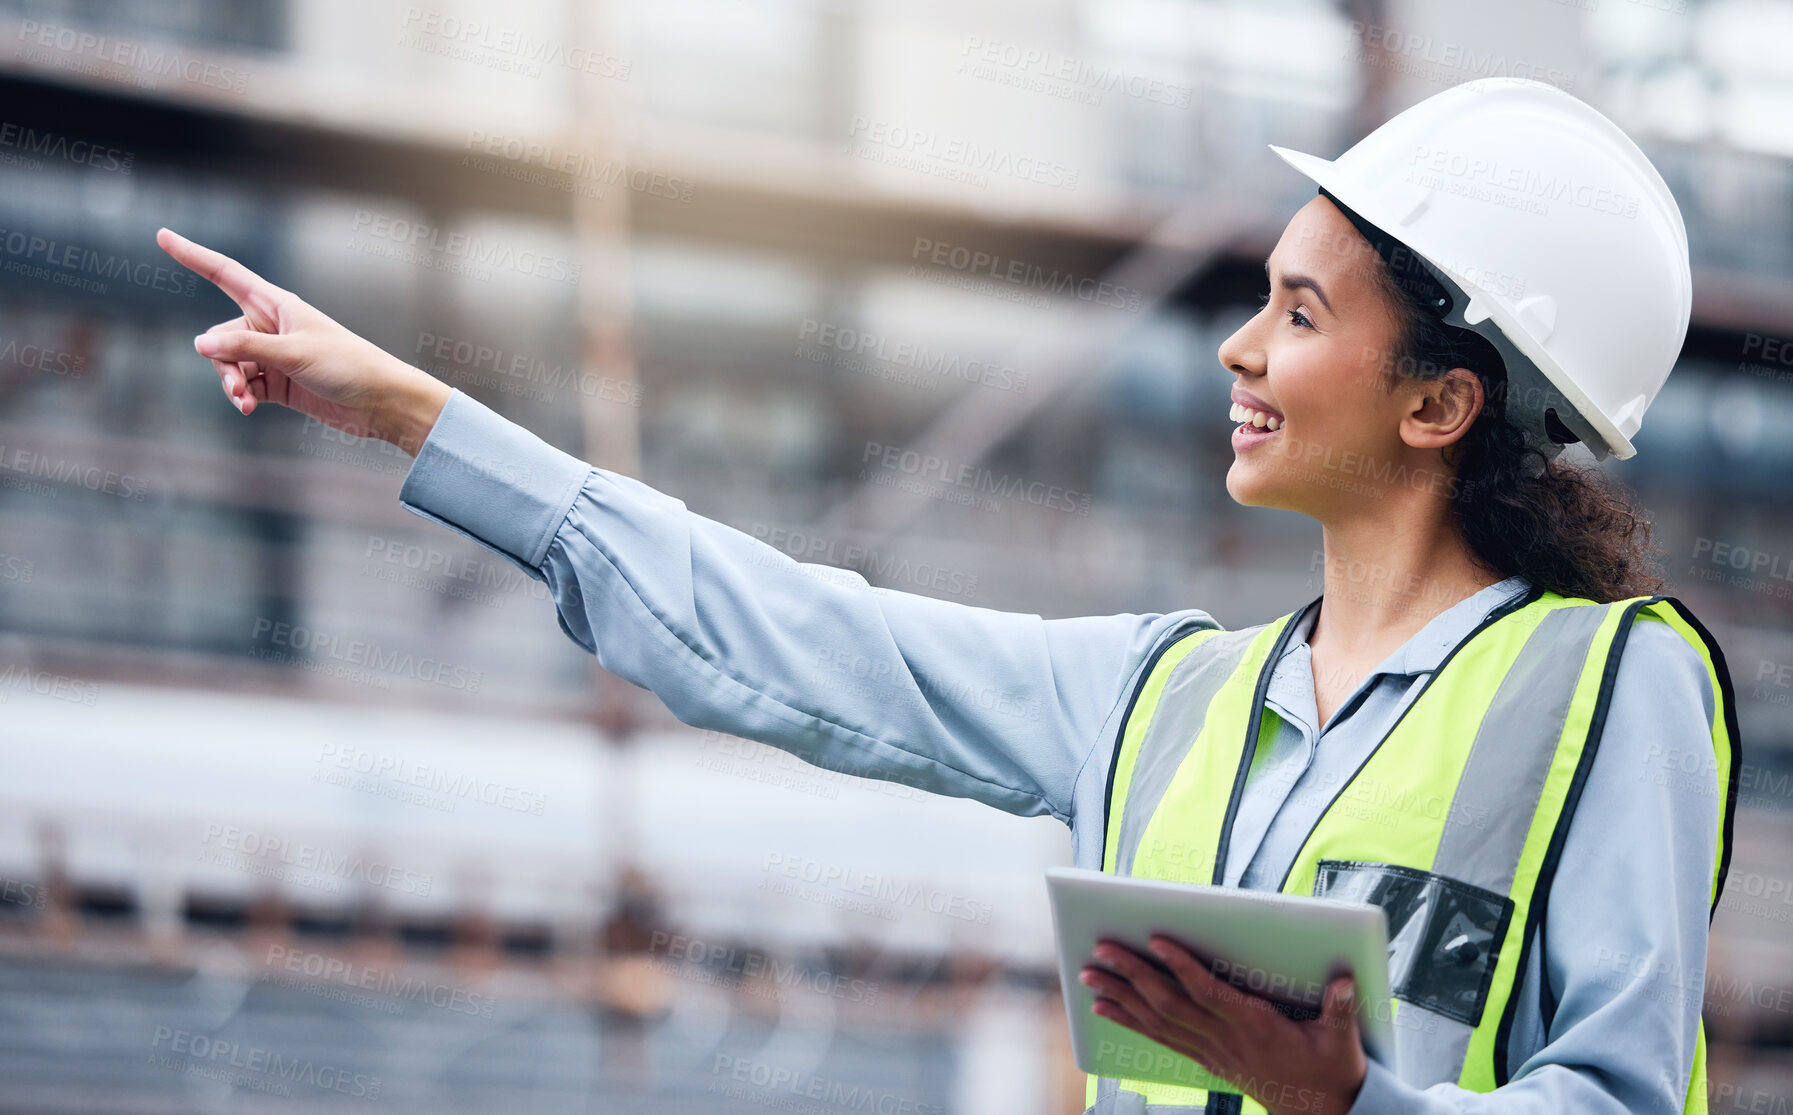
1268, 77, 1693, 462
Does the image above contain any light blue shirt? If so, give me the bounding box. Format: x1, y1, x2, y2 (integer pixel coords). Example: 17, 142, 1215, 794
398, 388, 1722, 1114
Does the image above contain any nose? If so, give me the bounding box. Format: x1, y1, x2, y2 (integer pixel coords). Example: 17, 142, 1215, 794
1216, 311, 1265, 380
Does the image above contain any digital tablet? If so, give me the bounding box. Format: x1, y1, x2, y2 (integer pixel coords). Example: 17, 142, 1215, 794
1046, 866, 1397, 1092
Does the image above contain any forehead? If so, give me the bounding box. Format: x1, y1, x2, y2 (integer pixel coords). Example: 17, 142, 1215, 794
1268, 195, 1379, 285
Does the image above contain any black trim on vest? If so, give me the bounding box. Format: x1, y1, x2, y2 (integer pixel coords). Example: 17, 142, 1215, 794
1210, 596, 1321, 886
1491, 596, 1651, 1085
1100, 623, 1209, 873
1273, 583, 1546, 893
1654, 596, 1743, 919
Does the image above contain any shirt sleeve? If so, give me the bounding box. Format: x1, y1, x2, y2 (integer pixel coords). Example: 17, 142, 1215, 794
396, 388, 1219, 824
1346, 612, 1722, 1114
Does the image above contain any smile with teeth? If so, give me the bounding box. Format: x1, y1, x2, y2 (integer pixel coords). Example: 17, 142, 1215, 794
1229, 402, 1283, 431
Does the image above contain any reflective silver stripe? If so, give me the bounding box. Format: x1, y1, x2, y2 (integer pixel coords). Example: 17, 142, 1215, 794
1086, 1079, 1143, 1114
1392, 1002, 1470, 1086
1113, 628, 1262, 877
1396, 603, 1610, 1085
1432, 604, 1611, 895
1083, 1087, 1205, 1115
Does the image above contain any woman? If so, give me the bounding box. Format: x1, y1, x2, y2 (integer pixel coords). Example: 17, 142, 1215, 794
157, 77, 1737, 1115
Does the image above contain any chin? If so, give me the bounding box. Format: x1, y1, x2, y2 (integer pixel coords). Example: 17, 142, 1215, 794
1224, 463, 1272, 508
1225, 461, 1306, 514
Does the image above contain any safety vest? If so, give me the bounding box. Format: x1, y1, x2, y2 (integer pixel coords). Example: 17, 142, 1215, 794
1085, 586, 1739, 1115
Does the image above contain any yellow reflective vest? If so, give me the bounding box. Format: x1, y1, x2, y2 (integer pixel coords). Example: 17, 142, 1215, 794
1086, 587, 1739, 1115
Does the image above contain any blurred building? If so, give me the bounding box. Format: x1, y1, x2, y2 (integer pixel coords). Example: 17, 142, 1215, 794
0, 0, 1790, 1111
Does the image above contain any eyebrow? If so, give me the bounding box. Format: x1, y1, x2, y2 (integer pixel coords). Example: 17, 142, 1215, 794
1264, 258, 1333, 316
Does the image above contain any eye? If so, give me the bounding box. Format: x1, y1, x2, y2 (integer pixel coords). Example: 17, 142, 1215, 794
1259, 290, 1315, 331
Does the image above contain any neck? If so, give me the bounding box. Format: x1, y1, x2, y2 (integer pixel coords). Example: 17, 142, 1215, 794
1310, 511, 1505, 657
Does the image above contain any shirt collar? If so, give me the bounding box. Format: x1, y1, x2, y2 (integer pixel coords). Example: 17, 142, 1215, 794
1283, 572, 1534, 680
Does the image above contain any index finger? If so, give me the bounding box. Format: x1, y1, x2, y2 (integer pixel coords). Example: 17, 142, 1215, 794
155, 228, 284, 329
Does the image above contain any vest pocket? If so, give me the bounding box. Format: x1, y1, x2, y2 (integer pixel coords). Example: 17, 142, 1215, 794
1313, 859, 1515, 1026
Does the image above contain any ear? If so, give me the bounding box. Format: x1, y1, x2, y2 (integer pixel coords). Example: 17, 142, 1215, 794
1402, 367, 1483, 450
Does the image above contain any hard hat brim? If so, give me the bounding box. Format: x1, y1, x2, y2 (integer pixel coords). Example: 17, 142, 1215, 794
1265, 143, 1638, 461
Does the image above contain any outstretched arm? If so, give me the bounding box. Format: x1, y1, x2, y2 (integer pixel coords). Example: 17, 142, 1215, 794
158, 229, 1218, 822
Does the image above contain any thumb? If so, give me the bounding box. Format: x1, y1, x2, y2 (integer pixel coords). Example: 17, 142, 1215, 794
1321, 975, 1359, 1033
195, 329, 295, 370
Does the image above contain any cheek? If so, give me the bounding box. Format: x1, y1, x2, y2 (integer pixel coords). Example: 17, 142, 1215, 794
1338, 324, 1408, 394
1271, 353, 1345, 429
1285, 341, 1387, 426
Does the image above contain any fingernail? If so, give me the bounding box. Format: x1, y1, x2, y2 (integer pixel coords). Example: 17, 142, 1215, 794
194, 334, 217, 356
1148, 940, 1170, 958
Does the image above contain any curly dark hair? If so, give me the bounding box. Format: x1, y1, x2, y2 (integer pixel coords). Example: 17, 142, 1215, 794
1371, 263, 1666, 604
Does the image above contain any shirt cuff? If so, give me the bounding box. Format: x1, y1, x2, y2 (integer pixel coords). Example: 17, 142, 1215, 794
1347, 1059, 1410, 1115
396, 388, 593, 572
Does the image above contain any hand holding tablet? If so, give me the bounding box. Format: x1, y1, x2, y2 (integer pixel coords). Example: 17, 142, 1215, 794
1046, 867, 1395, 1108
